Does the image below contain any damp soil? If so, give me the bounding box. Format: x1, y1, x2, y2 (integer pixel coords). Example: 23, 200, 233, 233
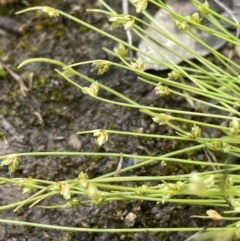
0, 1, 234, 241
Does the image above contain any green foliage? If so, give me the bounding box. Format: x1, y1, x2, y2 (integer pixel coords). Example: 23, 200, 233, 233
1, 0, 240, 239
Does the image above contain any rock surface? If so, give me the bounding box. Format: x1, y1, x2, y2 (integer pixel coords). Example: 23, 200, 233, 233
138, 0, 240, 70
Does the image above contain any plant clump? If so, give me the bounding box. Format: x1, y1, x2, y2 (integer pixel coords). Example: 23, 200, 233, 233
1, 0, 240, 239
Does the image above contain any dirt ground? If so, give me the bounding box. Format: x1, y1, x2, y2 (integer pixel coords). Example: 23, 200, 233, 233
0, 0, 226, 240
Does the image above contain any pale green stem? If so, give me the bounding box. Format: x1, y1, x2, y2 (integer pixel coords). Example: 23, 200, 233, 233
0, 218, 235, 232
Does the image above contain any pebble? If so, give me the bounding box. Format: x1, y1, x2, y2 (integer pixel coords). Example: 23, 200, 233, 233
138, 0, 240, 70
124, 212, 137, 227
68, 133, 82, 150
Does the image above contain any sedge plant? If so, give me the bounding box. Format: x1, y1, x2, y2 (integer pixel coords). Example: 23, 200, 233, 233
1, 0, 240, 239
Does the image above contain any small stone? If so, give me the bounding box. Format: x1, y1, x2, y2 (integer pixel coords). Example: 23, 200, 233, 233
138, 0, 239, 70
151, 206, 159, 214
125, 212, 137, 227
68, 134, 82, 150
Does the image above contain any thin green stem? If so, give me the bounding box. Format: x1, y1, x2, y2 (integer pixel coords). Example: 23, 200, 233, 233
0, 218, 235, 232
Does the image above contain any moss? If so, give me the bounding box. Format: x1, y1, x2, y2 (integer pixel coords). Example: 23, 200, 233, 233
33, 76, 47, 90
0, 5, 14, 15
30, 45, 39, 52
0, 67, 7, 77
52, 90, 65, 102
0, 131, 7, 138
39, 76, 47, 85
54, 23, 65, 38
92, 155, 103, 162
0, 49, 6, 58
61, 232, 72, 241
0, 107, 8, 116
9, 91, 17, 98
79, 26, 88, 33
41, 170, 49, 178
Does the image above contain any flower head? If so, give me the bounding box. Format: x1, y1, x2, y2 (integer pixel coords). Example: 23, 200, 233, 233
114, 43, 128, 59
21, 177, 36, 194
42, 7, 59, 18
82, 82, 99, 97
109, 15, 125, 29
187, 125, 201, 139
64, 197, 80, 208
1, 154, 19, 175
131, 0, 148, 13
205, 141, 232, 153
188, 172, 214, 196
92, 61, 111, 75
152, 114, 173, 125
93, 129, 108, 146
191, 209, 223, 221
168, 69, 181, 80
131, 58, 145, 72
206, 209, 223, 221
124, 15, 135, 30
155, 83, 170, 96
159, 181, 184, 204
109, 15, 135, 30
78, 172, 89, 180
198, 1, 210, 16
188, 12, 202, 25
229, 117, 239, 136
175, 20, 188, 31
58, 181, 71, 200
